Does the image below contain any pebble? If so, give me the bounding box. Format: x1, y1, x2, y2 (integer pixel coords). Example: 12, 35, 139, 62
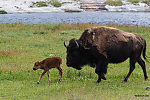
145, 86, 150, 90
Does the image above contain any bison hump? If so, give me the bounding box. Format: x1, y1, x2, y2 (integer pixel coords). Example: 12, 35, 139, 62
79, 27, 134, 58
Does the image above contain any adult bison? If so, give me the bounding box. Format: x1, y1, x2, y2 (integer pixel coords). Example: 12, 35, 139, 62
64, 27, 148, 83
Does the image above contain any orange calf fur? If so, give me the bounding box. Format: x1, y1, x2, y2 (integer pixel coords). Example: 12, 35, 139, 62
33, 57, 62, 84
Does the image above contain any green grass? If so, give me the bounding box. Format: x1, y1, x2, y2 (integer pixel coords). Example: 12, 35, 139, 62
0, 23, 150, 99
105, 0, 123, 6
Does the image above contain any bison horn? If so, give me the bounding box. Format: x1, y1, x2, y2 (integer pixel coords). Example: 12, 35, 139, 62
74, 40, 79, 48
64, 41, 67, 48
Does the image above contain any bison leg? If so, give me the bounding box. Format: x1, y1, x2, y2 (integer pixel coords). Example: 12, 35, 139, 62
137, 57, 148, 80
96, 75, 102, 83
124, 58, 136, 82
37, 70, 47, 84
47, 70, 51, 82
95, 61, 108, 83
57, 67, 62, 82
95, 70, 106, 83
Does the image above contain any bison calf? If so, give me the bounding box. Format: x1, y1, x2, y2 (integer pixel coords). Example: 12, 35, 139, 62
33, 57, 62, 84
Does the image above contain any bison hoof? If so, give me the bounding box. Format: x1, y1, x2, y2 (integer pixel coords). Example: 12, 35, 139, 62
145, 77, 148, 81
145, 86, 150, 90
37, 82, 40, 84
95, 81, 100, 84
95, 80, 101, 84
59, 79, 62, 82
121, 80, 127, 83
101, 76, 106, 80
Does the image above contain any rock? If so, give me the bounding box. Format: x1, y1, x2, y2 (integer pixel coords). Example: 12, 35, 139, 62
145, 86, 150, 90
99, 5, 108, 11
105, 3, 150, 12
49, 54, 55, 57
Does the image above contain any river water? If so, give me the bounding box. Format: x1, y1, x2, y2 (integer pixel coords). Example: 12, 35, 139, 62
0, 11, 150, 26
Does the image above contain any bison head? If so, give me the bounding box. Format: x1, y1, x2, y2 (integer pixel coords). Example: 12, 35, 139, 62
64, 38, 86, 70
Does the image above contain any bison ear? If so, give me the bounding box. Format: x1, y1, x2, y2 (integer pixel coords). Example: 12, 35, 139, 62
64, 41, 67, 48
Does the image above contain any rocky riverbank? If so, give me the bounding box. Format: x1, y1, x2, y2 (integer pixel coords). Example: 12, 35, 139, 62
0, 0, 150, 13
0, 0, 82, 13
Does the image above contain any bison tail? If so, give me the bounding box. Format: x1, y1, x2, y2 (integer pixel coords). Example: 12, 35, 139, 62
143, 41, 149, 62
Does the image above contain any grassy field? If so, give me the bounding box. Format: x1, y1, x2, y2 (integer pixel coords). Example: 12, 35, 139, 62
0, 23, 150, 100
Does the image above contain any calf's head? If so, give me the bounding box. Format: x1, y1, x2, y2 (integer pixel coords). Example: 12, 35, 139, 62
33, 61, 42, 71
64, 39, 85, 70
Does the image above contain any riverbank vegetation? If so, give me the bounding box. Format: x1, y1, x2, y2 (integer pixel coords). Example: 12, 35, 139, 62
142, 0, 150, 5
128, 0, 150, 5
0, 23, 150, 99
128, 0, 140, 4
64, 9, 82, 12
51, 0, 62, 7
0, 10, 7, 14
104, 0, 123, 6
30, 0, 62, 8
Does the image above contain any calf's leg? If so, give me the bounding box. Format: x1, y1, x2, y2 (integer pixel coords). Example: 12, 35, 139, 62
57, 67, 62, 81
47, 70, 50, 82
37, 70, 47, 84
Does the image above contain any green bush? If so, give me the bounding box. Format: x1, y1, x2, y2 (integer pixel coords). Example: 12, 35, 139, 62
142, 0, 150, 5
64, 9, 82, 12
30, 0, 62, 8
51, 0, 62, 7
105, 0, 123, 6
31, 1, 48, 7
128, 0, 140, 4
0, 10, 7, 14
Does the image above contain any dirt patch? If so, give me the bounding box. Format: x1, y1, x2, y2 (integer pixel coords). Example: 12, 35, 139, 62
0, 50, 22, 56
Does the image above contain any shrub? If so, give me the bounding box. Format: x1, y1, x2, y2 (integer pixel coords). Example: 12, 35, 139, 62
30, 0, 62, 8
128, 0, 140, 4
64, 9, 82, 12
105, 0, 123, 6
31, 1, 48, 7
142, 0, 150, 5
51, 0, 62, 7
0, 10, 7, 14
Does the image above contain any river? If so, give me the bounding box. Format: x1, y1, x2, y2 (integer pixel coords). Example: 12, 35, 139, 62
0, 11, 150, 26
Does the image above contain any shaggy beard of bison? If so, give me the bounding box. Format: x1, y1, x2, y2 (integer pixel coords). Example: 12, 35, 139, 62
67, 46, 108, 73
67, 58, 88, 70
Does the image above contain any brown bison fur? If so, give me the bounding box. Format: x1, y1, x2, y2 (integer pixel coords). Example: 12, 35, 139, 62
33, 57, 62, 84
64, 26, 148, 83
79, 27, 141, 58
